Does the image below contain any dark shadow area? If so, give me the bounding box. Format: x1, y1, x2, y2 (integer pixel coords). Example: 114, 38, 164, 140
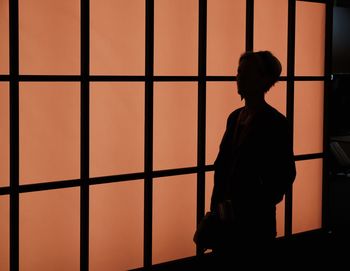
329, 75, 350, 137
328, 65, 350, 258
329, 176, 350, 236
333, 5, 350, 74
131, 229, 350, 270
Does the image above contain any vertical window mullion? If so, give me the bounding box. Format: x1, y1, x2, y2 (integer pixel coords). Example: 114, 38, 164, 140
196, 0, 207, 256
144, 0, 154, 268
322, 0, 333, 231
80, 0, 90, 270
9, 0, 19, 270
246, 0, 254, 51
285, 0, 296, 237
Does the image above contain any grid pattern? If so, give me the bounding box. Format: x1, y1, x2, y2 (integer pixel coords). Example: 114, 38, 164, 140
0, 0, 332, 270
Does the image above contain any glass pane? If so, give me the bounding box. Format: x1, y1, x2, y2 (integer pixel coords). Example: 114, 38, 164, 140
90, 180, 144, 271
254, 0, 288, 76
265, 81, 286, 116
153, 174, 196, 264
204, 172, 214, 254
205, 172, 214, 213
276, 199, 285, 238
294, 81, 324, 155
19, 0, 80, 75
206, 82, 243, 165
90, 83, 144, 177
19, 83, 80, 184
90, 0, 145, 75
154, 83, 197, 170
295, 2, 325, 76
0, 196, 9, 271
0, 83, 9, 187
154, 0, 198, 75
207, 0, 246, 76
20, 188, 80, 271
292, 159, 323, 234
0, 0, 9, 74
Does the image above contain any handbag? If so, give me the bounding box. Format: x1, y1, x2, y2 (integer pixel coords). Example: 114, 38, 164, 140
193, 200, 234, 250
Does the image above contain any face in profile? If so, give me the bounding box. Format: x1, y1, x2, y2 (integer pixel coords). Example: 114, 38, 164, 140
236, 57, 266, 100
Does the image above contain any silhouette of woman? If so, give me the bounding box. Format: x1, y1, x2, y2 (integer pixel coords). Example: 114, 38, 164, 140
210, 51, 296, 265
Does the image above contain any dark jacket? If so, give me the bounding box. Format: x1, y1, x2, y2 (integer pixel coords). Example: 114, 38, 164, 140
211, 104, 296, 239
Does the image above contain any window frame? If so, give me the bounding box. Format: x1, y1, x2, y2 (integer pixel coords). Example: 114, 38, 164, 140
0, 0, 332, 270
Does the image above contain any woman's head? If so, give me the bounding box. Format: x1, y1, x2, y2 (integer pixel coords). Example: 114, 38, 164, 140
237, 51, 282, 100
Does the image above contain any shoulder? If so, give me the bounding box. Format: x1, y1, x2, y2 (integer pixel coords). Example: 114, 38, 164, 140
260, 104, 290, 137
227, 107, 244, 124
264, 104, 288, 125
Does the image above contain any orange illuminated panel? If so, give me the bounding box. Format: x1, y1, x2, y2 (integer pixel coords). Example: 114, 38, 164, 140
204, 172, 214, 254
206, 82, 243, 165
154, 0, 198, 75
207, 0, 245, 76
0, 196, 9, 271
0, 83, 9, 187
153, 174, 196, 264
20, 188, 80, 271
294, 81, 324, 155
154, 83, 197, 170
276, 199, 285, 238
19, 83, 80, 184
90, 0, 145, 75
0, 0, 9, 74
205, 172, 214, 213
19, 0, 80, 75
295, 2, 325, 76
292, 159, 323, 234
90, 180, 144, 271
265, 81, 286, 116
90, 83, 144, 177
254, 0, 288, 76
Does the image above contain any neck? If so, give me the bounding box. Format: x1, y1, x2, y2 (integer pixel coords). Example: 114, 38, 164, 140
244, 96, 266, 113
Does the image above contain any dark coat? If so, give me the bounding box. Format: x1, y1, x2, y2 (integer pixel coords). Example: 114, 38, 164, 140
211, 104, 296, 239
